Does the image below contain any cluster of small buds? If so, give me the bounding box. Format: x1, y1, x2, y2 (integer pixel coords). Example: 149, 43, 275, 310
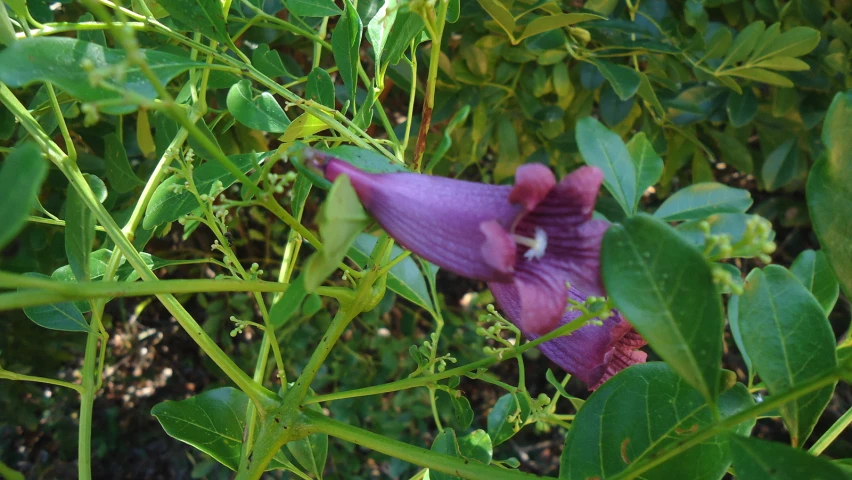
711, 265, 745, 295
266, 171, 298, 194
249, 262, 264, 280
564, 288, 612, 323
700, 215, 776, 263
476, 305, 521, 356
80, 103, 100, 127
229, 316, 252, 337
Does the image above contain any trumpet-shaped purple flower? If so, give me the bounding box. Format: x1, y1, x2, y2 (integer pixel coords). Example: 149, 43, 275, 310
305, 149, 647, 388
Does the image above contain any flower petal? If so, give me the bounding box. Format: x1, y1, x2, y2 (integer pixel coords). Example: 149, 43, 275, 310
489, 284, 646, 388
480, 220, 516, 276
509, 163, 556, 213
323, 159, 520, 282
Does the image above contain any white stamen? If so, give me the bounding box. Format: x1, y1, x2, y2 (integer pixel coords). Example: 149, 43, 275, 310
514, 227, 548, 261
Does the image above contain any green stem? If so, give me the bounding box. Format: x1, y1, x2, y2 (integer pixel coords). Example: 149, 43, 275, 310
0, 278, 292, 310
412, 0, 449, 171
305, 410, 550, 480
304, 311, 596, 405
809, 405, 852, 456
608, 370, 843, 480
0, 368, 85, 393
77, 307, 103, 480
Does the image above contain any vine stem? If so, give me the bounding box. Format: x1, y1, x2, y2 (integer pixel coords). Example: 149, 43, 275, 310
809, 404, 852, 455
305, 410, 551, 480
412, 0, 449, 171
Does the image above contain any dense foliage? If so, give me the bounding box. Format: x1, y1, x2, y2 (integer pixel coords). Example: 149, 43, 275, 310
1, 0, 851, 479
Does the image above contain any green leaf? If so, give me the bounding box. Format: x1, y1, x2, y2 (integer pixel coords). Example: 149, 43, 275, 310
20, 273, 88, 332
725, 68, 793, 87
331, 0, 362, 114
726, 89, 757, 127
306, 68, 335, 109
429, 429, 462, 480
348, 234, 433, 312
720, 21, 765, 69
144, 152, 271, 229
762, 138, 798, 191
383, 11, 424, 66
457, 430, 492, 465
65, 174, 106, 284
487, 393, 530, 446
269, 275, 308, 327
157, 0, 229, 43
516, 13, 603, 43
589, 59, 640, 100
477, 0, 515, 40
790, 249, 839, 315
576, 117, 637, 215
0, 143, 47, 251
560, 363, 755, 480
285, 0, 342, 17
602, 215, 724, 401
77, 13, 106, 46
738, 266, 837, 447
151, 387, 248, 471
104, 133, 144, 193
750, 26, 820, 63
729, 435, 851, 480
753, 56, 810, 71
451, 395, 474, 431
807, 91, 852, 300
252, 44, 290, 78
726, 295, 754, 386
653, 183, 752, 221
704, 27, 733, 59
706, 128, 753, 173
626, 132, 663, 210
0, 37, 204, 114
226, 80, 291, 133
286, 403, 328, 479
366, 0, 398, 73
304, 175, 370, 292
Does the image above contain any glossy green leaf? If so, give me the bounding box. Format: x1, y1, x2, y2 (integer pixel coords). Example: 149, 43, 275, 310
451, 395, 473, 431
20, 273, 88, 332
477, 0, 515, 39
738, 266, 837, 447
807, 91, 852, 299
726, 68, 793, 87
516, 13, 603, 43
0, 143, 47, 251
720, 21, 765, 69
590, 59, 641, 100
331, 0, 362, 114
626, 132, 663, 209
753, 56, 810, 71
726, 89, 757, 127
65, 174, 106, 284
104, 133, 144, 193
252, 44, 290, 78
77, 13, 106, 46
487, 393, 530, 446
226, 80, 290, 133
0, 37, 204, 114
285, 0, 342, 16
306, 68, 335, 109
762, 138, 799, 191
654, 182, 752, 221
383, 11, 425, 66
576, 117, 637, 215
157, 0, 229, 43
457, 430, 492, 465
348, 234, 433, 312
429, 429, 461, 480
560, 363, 755, 480
152, 387, 248, 471
269, 275, 307, 327
704, 27, 732, 59
729, 435, 851, 480
366, 0, 398, 72
602, 215, 723, 401
790, 249, 839, 315
304, 175, 370, 292
144, 152, 271, 229
726, 295, 753, 386
706, 128, 753, 173
750, 26, 820, 63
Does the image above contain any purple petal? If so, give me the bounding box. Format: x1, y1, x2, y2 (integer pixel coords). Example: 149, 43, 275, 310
490, 284, 647, 389
508, 163, 556, 213
323, 159, 521, 282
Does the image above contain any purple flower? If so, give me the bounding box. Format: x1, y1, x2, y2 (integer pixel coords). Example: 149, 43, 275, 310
306, 149, 647, 388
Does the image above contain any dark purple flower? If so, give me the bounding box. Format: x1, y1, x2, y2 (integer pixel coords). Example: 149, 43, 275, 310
305, 149, 647, 388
